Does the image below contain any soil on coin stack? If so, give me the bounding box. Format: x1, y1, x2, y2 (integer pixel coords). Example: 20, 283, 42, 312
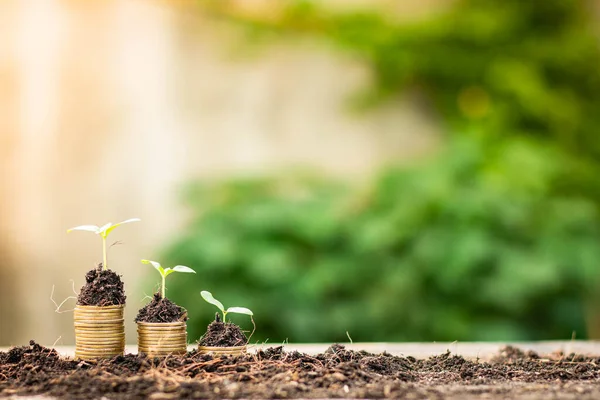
77, 264, 126, 306
1, 342, 600, 399
199, 320, 248, 347
135, 293, 187, 323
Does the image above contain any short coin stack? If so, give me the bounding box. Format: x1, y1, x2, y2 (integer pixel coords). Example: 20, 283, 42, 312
74, 304, 125, 360
198, 345, 247, 356
137, 321, 187, 357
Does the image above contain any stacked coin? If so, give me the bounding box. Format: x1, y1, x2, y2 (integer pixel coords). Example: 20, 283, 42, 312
74, 304, 125, 360
198, 345, 247, 356
137, 322, 187, 357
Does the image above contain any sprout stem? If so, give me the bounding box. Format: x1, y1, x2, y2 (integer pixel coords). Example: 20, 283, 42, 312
161, 275, 166, 298
102, 237, 107, 271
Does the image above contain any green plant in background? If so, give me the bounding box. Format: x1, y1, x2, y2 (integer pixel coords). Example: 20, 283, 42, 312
141, 259, 196, 299
200, 291, 253, 323
163, 138, 600, 343
67, 218, 140, 270
208, 0, 600, 201
159, 0, 600, 342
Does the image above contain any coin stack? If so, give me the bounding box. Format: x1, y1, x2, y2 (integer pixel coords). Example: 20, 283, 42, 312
198, 345, 247, 356
137, 322, 187, 357
74, 304, 125, 360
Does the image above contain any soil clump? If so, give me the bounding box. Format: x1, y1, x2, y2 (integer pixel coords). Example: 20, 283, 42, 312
77, 264, 126, 306
135, 293, 187, 323
1, 342, 600, 399
199, 320, 248, 347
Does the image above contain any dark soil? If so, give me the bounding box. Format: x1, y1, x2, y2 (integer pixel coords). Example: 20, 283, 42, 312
77, 264, 126, 306
135, 293, 188, 323
1, 342, 600, 399
199, 320, 248, 347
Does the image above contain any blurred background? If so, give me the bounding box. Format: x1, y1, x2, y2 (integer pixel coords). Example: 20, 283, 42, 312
1, 0, 600, 346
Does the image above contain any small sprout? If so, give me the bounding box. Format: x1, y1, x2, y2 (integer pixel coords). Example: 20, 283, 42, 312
200, 290, 253, 323
67, 218, 140, 271
142, 259, 196, 299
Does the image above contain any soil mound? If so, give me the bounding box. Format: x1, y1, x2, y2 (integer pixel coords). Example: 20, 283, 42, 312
491, 345, 541, 363
2, 342, 600, 399
199, 320, 248, 347
135, 293, 187, 323
77, 265, 126, 306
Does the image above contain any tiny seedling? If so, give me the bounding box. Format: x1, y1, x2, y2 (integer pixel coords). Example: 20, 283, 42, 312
200, 290, 253, 323
142, 259, 196, 299
67, 218, 140, 271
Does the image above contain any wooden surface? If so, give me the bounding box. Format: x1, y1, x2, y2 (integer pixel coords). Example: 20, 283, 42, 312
4, 341, 600, 360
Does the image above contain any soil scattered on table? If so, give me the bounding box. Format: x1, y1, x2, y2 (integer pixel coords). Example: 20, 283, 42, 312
199, 320, 248, 347
1, 342, 600, 399
77, 264, 126, 306
135, 293, 187, 323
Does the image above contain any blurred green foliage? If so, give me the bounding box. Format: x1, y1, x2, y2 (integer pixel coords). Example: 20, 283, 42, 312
214, 0, 600, 195
165, 139, 600, 343
163, 0, 600, 341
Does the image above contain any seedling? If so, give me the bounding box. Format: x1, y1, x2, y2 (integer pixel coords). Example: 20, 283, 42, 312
200, 291, 253, 323
67, 218, 140, 271
142, 259, 196, 299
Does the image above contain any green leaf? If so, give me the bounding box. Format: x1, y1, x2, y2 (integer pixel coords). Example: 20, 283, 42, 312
97, 223, 113, 237
227, 307, 253, 316
102, 218, 141, 237
141, 259, 164, 276
201, 291, 224, 312
67, 225, 99, 234
172, 265, 196, 274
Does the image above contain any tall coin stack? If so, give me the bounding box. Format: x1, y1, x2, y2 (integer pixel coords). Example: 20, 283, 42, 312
74, 304, 125, 359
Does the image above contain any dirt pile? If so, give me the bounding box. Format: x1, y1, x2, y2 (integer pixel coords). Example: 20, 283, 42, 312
199, 320, 248, 347
135, 293, 187, 323
77, 265, 126, 306
1, 342, 600, 399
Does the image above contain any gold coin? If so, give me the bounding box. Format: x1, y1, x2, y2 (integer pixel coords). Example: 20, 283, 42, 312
198, 345, 247, 355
